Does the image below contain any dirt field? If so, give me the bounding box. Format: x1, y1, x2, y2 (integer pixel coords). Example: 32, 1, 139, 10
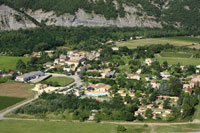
0, 82, 34, 98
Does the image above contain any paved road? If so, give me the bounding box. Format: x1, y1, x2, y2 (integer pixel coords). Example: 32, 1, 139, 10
0, 96, 39, 120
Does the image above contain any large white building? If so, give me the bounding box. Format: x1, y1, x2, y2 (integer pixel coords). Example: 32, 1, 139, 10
16, 71, 45, 82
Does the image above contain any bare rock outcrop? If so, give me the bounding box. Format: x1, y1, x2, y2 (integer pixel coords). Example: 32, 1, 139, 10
0, 5, 36, 31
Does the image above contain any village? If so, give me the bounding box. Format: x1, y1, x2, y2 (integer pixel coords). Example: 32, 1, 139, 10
1, 44, 200, 121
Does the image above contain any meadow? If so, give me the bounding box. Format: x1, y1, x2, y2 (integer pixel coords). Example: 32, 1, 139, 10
0, 96, 25, 111
44, 77, 74, 86
0, 120, 199, 133
155, 54, 200, 65
0, 56, 31, 70
159, 52, 192, 58
116, 36, 200, 49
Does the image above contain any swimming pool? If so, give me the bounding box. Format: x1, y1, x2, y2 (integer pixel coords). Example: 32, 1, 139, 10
85, 93, 108, 96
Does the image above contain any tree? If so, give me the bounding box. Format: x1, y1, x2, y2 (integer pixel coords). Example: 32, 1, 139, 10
116, 125, 126, 132
16, 59, 26, 71
163, 98, 170, 109
169, 78, 182, 96
163, 61, 168, 69
137, 113, 144, 121
157, 81, 170, 95
145, 109, 153, 119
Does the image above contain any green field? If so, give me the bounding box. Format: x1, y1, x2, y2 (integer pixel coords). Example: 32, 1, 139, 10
0, 56, 31, 70
160, 52, 192, 58
0, 120, 200, 133
44, 77, 74, 86
116, 36, 200, 49
0, 120, 151, 133
155, 54, 200, 65
0, 96, 25, 111
155, 124, 200, 133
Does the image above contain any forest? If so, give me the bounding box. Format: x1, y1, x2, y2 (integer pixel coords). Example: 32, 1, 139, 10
0, 26, 198, 56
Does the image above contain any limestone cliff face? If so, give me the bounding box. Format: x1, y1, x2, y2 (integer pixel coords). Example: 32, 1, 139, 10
0, 5, 36, 30
0, 4, 162, 31
27, 8, 162, 28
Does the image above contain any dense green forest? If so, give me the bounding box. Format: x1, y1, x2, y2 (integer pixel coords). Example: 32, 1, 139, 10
0, 26, 198, 56
0, 0, 200, 28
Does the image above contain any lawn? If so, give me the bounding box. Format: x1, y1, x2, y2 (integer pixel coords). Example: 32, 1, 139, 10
0, 56, 31, 70
116, 36, 200, 49
44, 77, 74, 86
0, 120, 150, 133
159, 52, 192, 58
155, 54, 200, 65
0, 96, 25, 111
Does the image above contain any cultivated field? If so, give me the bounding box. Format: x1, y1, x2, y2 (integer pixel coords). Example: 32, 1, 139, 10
44, 77, 74, 86
154, 54, 200, 65
116, 36, 200, 49
0, 96, 25, 110
159, 52, 192, 58
0, 82, 34, 98
0, 82, 34, 111
0, 120, 199, 133
0, 56, 31, 70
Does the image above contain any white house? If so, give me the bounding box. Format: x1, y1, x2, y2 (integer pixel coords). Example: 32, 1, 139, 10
160, 72, 171, 79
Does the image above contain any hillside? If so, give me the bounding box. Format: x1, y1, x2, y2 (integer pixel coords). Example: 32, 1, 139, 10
0, 0, 200, 30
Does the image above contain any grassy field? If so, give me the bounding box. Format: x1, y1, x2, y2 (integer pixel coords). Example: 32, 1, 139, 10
154, 124, 200, 132
160, 52, 192, 58
155, 54, 200, 65
44, 77, 74, 86
0, 56, 31, 70
0, 96, 25, 111
0, 120, 200, 133
0, 120, 151, 133
116, 37, 200, 49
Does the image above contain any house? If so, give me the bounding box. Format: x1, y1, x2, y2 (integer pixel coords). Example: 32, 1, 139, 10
136, 36, 143, 40
112, 47, 119, 51
16, 71, 45, 82
127, 74, 140, 80
138, 107, 146, 112
136, 69, 142, 74
144, 58, 152, 65
159, 104, 163, 109
147, 104, 153, 109
43, 62, 53, 68
84, 83, 111, 96
153, 109, 162, 115
160, 72, 171, 79
118, 90, 126, 97
135, 111, 142, 116
34, 83, 48, 90
150, 80, 160, 88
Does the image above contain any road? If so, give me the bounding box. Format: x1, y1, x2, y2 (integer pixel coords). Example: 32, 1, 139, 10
0, 95, 39, 120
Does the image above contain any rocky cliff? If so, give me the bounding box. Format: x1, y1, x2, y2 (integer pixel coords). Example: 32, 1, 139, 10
0, 5, 36, 31
0, 4, 161, 31
26, 6, 161, 28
